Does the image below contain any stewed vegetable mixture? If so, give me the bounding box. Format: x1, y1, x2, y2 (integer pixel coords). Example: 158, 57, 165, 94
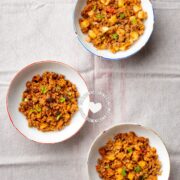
79, 0, 147, 53
96, 132, 161, 180
19, 72, 79, 132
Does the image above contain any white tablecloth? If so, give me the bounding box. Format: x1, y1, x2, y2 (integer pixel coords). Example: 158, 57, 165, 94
0, 0, 180, 179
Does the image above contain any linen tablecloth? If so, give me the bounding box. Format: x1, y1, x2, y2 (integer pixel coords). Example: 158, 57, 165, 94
0, 0, 180, 179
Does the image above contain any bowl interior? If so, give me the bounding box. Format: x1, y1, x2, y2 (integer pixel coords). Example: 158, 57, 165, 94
88, 124, 170, 180
74, 0, 154, 60
7, 61, 90, 143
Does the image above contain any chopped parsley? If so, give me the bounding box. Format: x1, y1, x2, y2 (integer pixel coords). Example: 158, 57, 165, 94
41, 86, 47, 94
121, 168, 127, 176
134, 165, 141, 173
112, 33, 119, 40
119, 13, 125, 19
96, 14, 104, 19
59, 97, 66, 103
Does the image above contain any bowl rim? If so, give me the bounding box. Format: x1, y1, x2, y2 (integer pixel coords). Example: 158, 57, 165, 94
87, 123, 171, 180
6, 60, 90, 144
73, 0, 155, 60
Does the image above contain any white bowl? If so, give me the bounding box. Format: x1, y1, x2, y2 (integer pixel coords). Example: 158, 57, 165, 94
74, 0, 154, 60
87, 124, 170, 180
6, 60, 90, 143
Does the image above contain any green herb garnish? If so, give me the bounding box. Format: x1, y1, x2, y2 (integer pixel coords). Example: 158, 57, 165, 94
36, 106, 41, 112
134, 165, 141, 173
59, 97, 66, 103
127, 148, 133, 153
112, 33, 119, 40
104, 165, 110, 169
41, 86, 47, 94
96, 14, 104, 19
29, 109, 34, 113
56, 114, 62, 120
121, 168, 127, 176
119, 13, 125, 19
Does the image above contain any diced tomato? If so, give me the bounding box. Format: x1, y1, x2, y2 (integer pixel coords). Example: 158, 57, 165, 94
106, 6, 115, 13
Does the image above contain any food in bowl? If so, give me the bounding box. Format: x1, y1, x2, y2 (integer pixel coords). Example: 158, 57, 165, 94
96, 132, 161, 180
19, 72, 79, 132
79, 0, 147, 53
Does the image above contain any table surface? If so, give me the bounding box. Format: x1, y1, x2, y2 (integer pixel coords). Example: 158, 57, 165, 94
0, 0, 180, 179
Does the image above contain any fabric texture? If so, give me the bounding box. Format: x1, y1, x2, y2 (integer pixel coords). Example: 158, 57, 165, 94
0, 0, 179, 179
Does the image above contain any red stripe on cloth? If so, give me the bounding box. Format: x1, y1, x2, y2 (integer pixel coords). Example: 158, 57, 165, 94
120, 60, 126, 121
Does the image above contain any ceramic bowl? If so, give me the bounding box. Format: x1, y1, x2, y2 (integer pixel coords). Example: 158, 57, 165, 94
6, 60, 90, 143
73, 0, 154, 60
87, 123, 170, 180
